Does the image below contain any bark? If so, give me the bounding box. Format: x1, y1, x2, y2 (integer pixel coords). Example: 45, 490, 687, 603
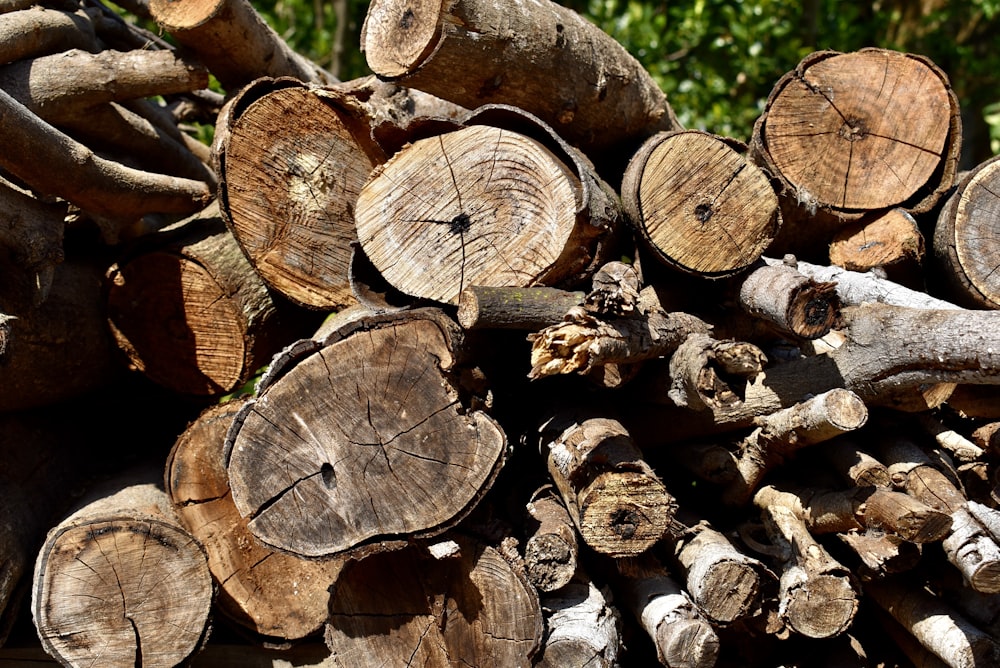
535, 412, 675, 556
837, 530, 922, 580
622, 130, 780, 277
666, 333, 768, 412
752, 48, 961, 254
457, 285, 584, 331
225, 308, 507, 558
915, 412, 986, 464
356, 110, 621, 306
0, 259, 121, 411
106, 202, 314, 396
529, 286, 713, 379
933, 153, 1000, 309
31, 467, 214, 668
535, 575, 621, 668
523, 487, 579, 592
215, 77, 387, 310
0, 7, 99, 65
668, 518, 776, 625
611, 555, 719, 668
325, 535, 542, 667
0, 86, 212, 229
866, 577, 1000, 668
360, 0, 679, 155
822, 438, 892, 488
0, 178, 64, 281
166, 400, 345, 640
754, 489, 860, 639
0, 48, 209, 126
828, 208, 925, 274
737, 261, 840, 339
148, 0, 335, 91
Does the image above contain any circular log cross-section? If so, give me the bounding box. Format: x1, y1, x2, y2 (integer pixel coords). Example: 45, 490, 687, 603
220, 81, 382, 309
757, 48, 956, 215
622, 130, 779, 277
355, 124, 581, 305
226, 310, 507, 557
934, 154, 1000, 309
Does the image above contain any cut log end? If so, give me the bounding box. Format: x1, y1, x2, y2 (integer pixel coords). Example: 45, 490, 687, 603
362, 0, 441, 78
577, 471, 672, 556
784, 574, 858, 639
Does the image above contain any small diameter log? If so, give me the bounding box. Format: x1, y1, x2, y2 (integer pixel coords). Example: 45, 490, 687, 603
216, 78, 386, 309
529, 286, 713, 379
829, 208, 925, 273
0, 48, 208, 126
0, 259, 120, 411
866, 577, 1000, 668
149, 0, 334, 91
751, 48, 960, 228
915, 412, 985, 464
666, 333, 767, 412
536, 413, 675, 557
933, 153, 1000, 309
823, 438, 892, 488
325, 535, 542, 666
879, 438, 1000, 593
611, 554, 719, 668
837, 530, 922, 580
0, 7, 99, 65
523, 487, 579, 593
166, 400, 344, 640
106, 202, 313, 396
225, 308, 507, 558
356, 117, 620, 306
737, 261, 839, 339
668, 519, 775, 625
535, 575, 621, 668
0, 86, 212, 227
31, 468, 213, 668
753, 488, 859, 639
622, 130, 780, 277
457, 285, 584, 331
360, 0, 677, 154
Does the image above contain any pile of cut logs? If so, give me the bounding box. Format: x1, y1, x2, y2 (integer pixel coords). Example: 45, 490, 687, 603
3, 0, 1000, 665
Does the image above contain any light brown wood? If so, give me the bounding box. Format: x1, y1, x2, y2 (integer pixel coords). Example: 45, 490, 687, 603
829, 208, 925, 272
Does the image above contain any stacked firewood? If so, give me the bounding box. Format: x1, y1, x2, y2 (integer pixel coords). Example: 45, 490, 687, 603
3, 0, 1000, 666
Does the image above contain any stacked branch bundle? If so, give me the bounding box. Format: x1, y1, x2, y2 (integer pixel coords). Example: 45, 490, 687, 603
4, 0, 1000, 665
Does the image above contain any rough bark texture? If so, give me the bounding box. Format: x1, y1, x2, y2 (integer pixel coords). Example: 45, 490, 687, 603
535, 576, 621, 668
523, 487, 579, 592
622, 130, 780, 276
360, 0, 678, 154
457, 285, 584, 331
225, 308, 507, 558
737, 261, 839, 339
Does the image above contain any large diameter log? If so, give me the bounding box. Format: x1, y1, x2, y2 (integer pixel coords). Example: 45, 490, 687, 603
325, 535, 542, 666
106, 202, 314, 396
356, 117, 621, 306
752, 48, 960, 250
933, 153, 1000, 309
621, 130, 780, 277
148, 0, 334, 91
216, 78, 386, 309
166, 400, 344, 640
31, 468, 213, 668
360, 0, 677, 154
225, 308, 507, 558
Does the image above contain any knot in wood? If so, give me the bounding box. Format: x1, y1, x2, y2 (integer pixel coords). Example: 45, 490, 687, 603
838, 117, 869, 142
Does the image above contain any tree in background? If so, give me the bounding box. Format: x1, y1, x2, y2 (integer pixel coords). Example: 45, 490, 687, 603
250, 0, 1000, 165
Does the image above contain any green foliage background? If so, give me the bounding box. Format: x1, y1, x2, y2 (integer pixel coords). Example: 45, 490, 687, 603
253, 0, 1000, 164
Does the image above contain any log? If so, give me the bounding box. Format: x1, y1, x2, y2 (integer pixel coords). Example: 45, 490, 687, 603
828, 208, 925, 276
225, 308, 507, 558
457, 285, 585, 331
737, 261, 839, 339
148, 0, 335, 91
31, 466, 213, 668
535, 575, 621, 668
215, 77, 386, 310
324, 535, 542, 666
356, 113, 621, 306
105, 202, 314, 396
360, 0, 678, 155
933, 153, 1000, 309
534, 412, 675, 556
621, 130, 780, 277
751, 48, 960, 253
166, 400, 345, 640
0, 7, 99, 65
0, 176, 64, 288
523, 487, 579, 593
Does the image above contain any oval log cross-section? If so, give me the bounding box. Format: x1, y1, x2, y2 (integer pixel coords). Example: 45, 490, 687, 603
226, 309, 507, 558
622, 130, 779, 276
355, 124, 582, 305
757, 48, 958, 216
